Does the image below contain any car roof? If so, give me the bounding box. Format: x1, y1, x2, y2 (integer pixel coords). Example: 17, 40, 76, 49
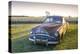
47, 16, 62, 18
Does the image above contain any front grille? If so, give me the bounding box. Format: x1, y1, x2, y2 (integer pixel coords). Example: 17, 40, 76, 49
35, 35, 48, 40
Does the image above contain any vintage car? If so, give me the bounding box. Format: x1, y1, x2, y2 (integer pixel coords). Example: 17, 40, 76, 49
29, 16, 69, 46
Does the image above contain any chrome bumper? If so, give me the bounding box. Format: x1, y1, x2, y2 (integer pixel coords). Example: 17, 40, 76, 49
29, 38, 58, 44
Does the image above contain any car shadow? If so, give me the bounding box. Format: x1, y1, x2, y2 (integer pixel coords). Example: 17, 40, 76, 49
31, 43, 57, 51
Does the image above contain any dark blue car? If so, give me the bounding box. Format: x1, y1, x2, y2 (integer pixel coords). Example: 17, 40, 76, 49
29, 16, 69, 46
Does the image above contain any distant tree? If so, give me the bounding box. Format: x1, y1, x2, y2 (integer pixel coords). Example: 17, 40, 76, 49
45, 11, 50, 17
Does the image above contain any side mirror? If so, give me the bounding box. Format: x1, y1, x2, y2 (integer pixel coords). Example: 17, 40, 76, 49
62, 18, 66, 24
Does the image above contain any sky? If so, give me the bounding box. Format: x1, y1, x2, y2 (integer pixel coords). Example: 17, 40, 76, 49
11, 1, 78, 17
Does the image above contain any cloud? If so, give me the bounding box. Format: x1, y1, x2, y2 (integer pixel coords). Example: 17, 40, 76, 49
11, 1, 78, 17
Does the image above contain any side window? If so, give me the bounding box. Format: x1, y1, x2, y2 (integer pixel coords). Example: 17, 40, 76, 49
45, 18, 50, 22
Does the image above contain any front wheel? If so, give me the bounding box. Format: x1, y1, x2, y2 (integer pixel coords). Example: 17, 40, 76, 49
45, 43, 48, 46
57, 33, 61, 44
61, 33, 64, 39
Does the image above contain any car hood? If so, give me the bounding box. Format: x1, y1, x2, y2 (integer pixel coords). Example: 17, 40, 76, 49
32, 23, 62, 33
40, 23, 61, 29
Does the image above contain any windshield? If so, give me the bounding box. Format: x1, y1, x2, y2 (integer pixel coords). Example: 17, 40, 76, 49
44, 16, 62, 24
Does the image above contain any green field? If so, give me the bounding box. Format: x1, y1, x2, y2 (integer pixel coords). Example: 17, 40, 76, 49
11, 23, 78, 53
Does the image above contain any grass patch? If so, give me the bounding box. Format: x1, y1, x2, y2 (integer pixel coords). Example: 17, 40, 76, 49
11, 24, 40, 39
53, 23, 78, 50
11, 23, 78, 53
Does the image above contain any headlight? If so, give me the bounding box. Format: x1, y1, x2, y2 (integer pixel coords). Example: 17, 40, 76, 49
30, 31, 32, 34
54, 32, 58, 36
33, 36, 36, 39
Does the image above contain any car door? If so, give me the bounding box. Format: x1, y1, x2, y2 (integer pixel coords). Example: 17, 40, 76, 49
57, 17, 66, 38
